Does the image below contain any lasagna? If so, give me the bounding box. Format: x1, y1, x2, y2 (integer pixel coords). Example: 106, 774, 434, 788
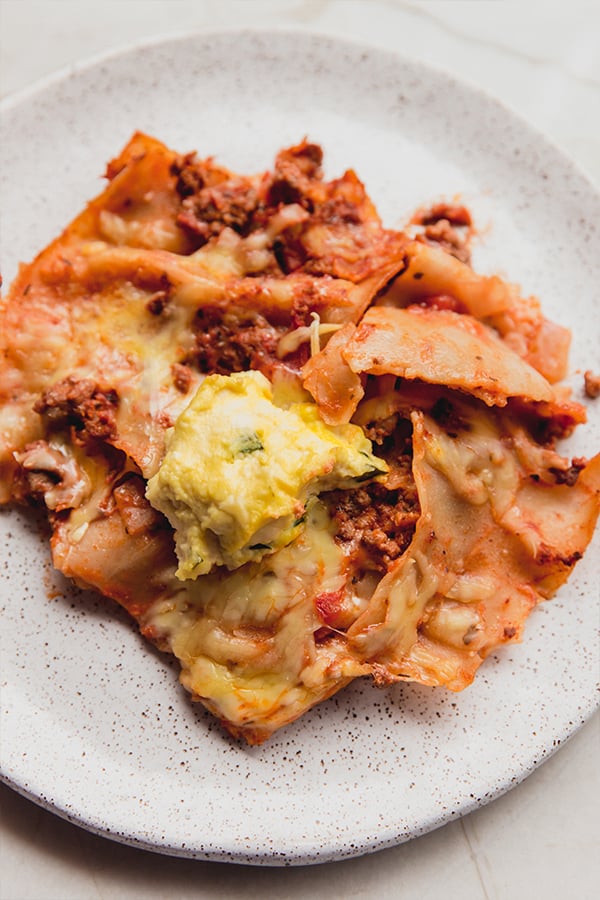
1, 134, 598, 743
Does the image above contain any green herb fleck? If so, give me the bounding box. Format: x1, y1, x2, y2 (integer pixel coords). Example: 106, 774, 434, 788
236, 432, 264, 455
354, 464, 387, 483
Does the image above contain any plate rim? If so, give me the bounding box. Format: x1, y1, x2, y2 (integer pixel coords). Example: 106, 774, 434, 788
1, 24, 598, 195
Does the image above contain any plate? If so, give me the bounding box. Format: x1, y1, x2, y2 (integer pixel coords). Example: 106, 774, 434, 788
1, 30, 599, 866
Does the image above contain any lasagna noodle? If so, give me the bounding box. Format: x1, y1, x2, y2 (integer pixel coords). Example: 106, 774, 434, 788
303, 305, 584, 437
380, 240, 572, 383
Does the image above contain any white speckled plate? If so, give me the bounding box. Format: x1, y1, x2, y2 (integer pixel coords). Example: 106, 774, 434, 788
1, 31, 599, 866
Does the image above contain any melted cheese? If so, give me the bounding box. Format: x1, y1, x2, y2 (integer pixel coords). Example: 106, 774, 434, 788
349, 406, 600, 692
143, 499, 364, 729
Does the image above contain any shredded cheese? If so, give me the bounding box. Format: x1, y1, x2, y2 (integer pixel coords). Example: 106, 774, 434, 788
276, 312, 342, 359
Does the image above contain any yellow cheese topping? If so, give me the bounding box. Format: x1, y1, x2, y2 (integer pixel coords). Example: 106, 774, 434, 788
146, 370, 386, 578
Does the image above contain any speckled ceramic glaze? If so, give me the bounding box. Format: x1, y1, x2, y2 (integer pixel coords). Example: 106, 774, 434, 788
1, 31, 599, 866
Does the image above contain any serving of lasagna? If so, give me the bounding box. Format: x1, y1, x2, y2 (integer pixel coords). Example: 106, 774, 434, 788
1, 133, 598, 744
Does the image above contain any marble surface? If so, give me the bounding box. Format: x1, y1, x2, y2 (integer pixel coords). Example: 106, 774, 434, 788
0, 1, 599, 898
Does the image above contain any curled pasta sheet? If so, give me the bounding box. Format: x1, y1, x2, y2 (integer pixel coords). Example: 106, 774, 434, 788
303, 304, 565, 425
345, 307, 555, 405
381, 241, 571, 383
302, 323, 364, 425
381, 240, 516, 318
486, 295, 571, 385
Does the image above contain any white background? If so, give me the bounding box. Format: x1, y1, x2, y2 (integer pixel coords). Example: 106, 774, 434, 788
0, 2, 599, 899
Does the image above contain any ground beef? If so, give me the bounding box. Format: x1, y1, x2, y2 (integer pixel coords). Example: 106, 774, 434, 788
266, 142, 323, 208
171, 362, 193, 393
417, 220, 471, 264
317, 197, 364, 227
325, 432, 420, 570
172, 143, 323, 243
171, 153, 260, 246
549, 458, 586, 486
584, 370, 600, 399
413, 202, 473, 265
170, 152, 206, 198
177, 180, 260, 244
415, 203, 472, 228
326, 481, 419, 569
363, 413, 399, 446
272, 196, 366, 276
145, 289, 170, 315
273, 235, 308, 274
185, 307, 284, 377
34, 377, 118, 440
279, 141, 323, 177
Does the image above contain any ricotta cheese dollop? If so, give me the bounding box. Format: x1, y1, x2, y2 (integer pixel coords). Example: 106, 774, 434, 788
146, 370, 387, 579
